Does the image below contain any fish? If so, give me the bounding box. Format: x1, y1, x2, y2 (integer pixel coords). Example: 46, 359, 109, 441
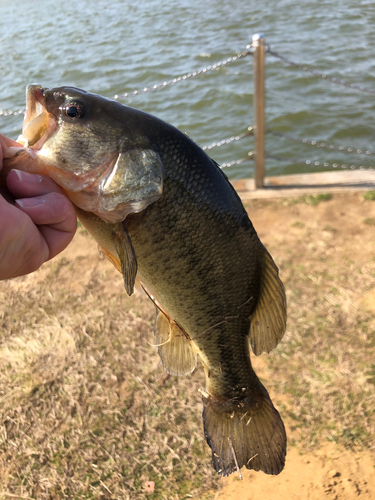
4, 84, 287, 477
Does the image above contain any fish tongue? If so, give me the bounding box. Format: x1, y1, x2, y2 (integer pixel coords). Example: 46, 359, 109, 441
22, 110, 48, 146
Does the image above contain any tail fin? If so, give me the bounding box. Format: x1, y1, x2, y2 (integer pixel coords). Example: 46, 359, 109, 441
202, 387, 286, 476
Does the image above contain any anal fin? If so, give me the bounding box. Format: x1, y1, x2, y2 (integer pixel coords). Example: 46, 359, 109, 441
154, 310, 197, 376
250, 247, 287, 355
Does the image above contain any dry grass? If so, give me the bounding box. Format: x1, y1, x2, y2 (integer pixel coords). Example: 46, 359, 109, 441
0, 239, 216, 499
246, 192, 375, 454
0, 192, 374, 498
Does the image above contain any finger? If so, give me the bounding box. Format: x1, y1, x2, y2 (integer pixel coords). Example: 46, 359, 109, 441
15, 191, 77, 232
37, 223, 76, 261
15, 192, 77, 261
0, 194, 49, 277
0, 135, 23, 167
0, 135, 22, 149
6, 169, 66, 198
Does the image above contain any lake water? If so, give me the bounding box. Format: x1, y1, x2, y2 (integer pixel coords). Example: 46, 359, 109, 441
1, 0, 375, 179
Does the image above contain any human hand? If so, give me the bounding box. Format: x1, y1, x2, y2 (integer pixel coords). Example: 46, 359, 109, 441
0, 134, 77, 279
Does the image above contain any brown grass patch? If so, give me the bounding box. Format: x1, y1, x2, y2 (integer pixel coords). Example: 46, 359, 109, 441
0, 192, 375, 499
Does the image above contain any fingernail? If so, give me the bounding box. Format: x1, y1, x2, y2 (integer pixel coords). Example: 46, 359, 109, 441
16, 197, 46, 208
13, 169, 43, 183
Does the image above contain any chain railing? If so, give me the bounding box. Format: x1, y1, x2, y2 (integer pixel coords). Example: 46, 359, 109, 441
0, 49, 252, 116
2, 37, 375, 184
266, 129, 375, 171
115, 50, 251, 99
221, 153, 254, 169
300, 160, 373, 171
260, 43, 375, 182
266, 154, 373, 171
267, 130, 374, 157
0, 109, 25, 117
267, 48, 375, 95
202, 127, 253, 151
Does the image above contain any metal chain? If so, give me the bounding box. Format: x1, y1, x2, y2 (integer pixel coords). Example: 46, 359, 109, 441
300, 160, 374, 171
266, 154, 374, 171
267, 130, 374, 156
220, 152, 253, 169
114, 49, 252, 99
0, 49, 252, 116
202, 127, 253, 151
267, 48, 375, 95
0, 109, 25, 117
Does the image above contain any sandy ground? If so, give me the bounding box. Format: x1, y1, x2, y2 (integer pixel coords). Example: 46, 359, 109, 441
211, 444, 374, 500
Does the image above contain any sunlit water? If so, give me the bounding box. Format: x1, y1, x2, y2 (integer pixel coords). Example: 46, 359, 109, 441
1, 0, 375, 179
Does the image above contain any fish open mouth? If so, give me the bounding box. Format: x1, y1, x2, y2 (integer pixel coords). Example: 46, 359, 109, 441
3, 85, 57, 163
18, 85, 58, 150
3, 83, 164, 224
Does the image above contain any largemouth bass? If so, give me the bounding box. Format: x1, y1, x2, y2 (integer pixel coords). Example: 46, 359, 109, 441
5, 85, 287, 476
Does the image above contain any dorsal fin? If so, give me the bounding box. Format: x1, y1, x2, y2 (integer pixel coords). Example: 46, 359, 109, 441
250, 247, 287, 355
154, 310, 197, 376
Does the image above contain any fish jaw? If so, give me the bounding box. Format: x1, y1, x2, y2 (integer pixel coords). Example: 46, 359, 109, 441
20, 85, 52, 147
4, 84, 164, 224
3, 85, 59, 178
5, 84, 105, 185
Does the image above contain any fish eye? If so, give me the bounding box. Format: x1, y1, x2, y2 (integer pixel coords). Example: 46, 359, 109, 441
64, 101, 85, 119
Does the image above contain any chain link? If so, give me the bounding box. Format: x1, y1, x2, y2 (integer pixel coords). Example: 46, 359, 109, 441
220, 152, 253, 169
0, 109, 25, 117
3, 46, 374, 177
267, 130, 374, 156
300, 160, 374, 171
202, 127, 253, 151
267, 48, 375, 95
0, 49, 252, 116
114, 49, 252, 99
266, 154, 374, 171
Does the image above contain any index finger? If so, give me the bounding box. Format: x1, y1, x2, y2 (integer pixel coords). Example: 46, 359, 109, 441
6, 169, 67, 198
0, 134, 23, 167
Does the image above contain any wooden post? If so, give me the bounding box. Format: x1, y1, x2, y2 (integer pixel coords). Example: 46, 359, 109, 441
252, 33, 265, 189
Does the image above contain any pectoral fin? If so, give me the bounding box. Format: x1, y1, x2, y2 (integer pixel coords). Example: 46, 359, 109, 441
250, 247, 287, 355
114, 224, 137, 296
154, 310, 197, 376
